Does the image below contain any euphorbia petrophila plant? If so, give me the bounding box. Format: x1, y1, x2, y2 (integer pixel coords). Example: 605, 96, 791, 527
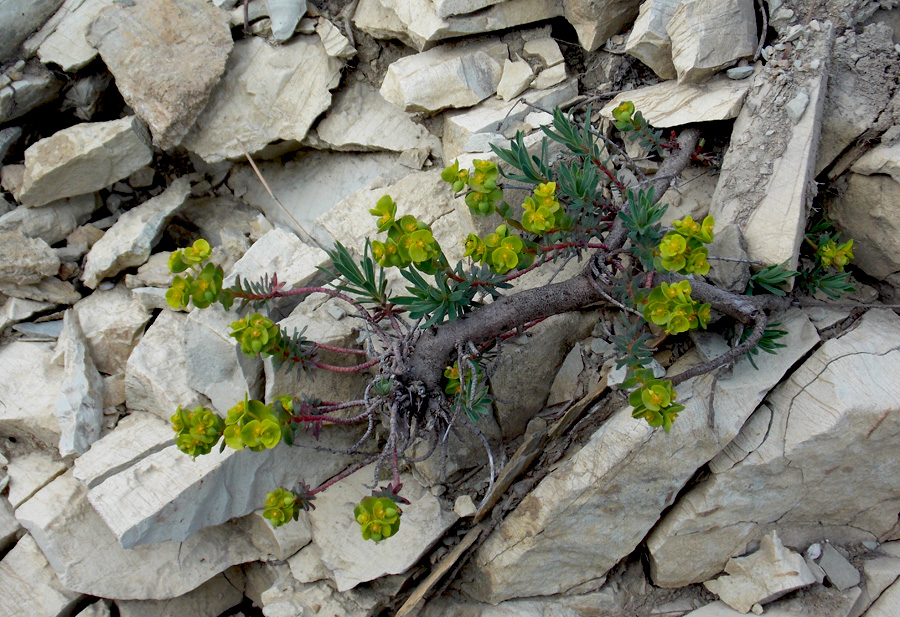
166, 103, 854, 541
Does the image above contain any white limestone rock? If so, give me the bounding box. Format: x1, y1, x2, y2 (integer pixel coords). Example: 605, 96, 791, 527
0, 276, 80, 305
0, 341, 63, 448
625, 0, 684, 79
432, 0, 507, 18
0, 535, 82, 617
73, 412, 173, 488
828, 172, 900, 279
6, 450, 67, 508
563, 0, 642, 52
82, 177, 191, 288
703, 531, 817, 613
601, 73, 752, 127
851, 140, 900, 185
0, 60, 64, 123
311, 79, 438, 154
352, 0, 418, 49
179, 195, 270, 269
18, 116, 152, 208
667, 0, 756, 83
266, 0, 307, 42
459, 310, 818, 604
53, 309, 105, 457
377, 0, 564, 51
75, 602, 111, 617
442, 78, 578, 160
227, 151, 399, 245
125, 310, 208, 421
0, 230, 60, 285
0, 193, 98, 245
72, 284, 152, 376
256, 567, 380, 617
523, 36, 564, 67
288, 543, 331, 583
380, 40, 508, 113
87, 0, 232, 150
648, 309, 900, 588
182, 35, 343, 163
496, 58, 535, 101
533, 62, 567, 89
0, 498, 19, 554
0, 297, 55, 336
0, 0, 66, 62
308, 469, 458, 591
863, 576, 900, 617
86, 426, 359, 547
37, 0, 112, 72
709, 24, 832, 270
316, 17, 355, 58
115, 570, 243, 617
183, 303, 263, 413
16, 472, 278, 600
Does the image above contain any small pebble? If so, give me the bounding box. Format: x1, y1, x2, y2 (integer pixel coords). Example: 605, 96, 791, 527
726, 66, 755, 80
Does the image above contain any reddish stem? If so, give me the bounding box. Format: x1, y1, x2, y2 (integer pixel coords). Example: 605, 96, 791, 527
309, 455, 379, 495
592, 155, 627, 192
313, 342, 367, 356
312, 358, 380, 373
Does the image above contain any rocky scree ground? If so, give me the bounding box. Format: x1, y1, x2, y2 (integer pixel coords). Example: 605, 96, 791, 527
2, 0, 900, 616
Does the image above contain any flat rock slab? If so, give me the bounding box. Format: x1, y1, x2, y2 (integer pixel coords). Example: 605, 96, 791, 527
182, 35, 343, 163
459, 310, 818, 604
0, 0, 65, 62
16, 472, 271, 600
72, 284, 151, 376
668, 0, 756, 83
0, 229, 60, 285
18, 116, 152, 207
81, 177, 190, 288
0, 341, 63, 448
37, 0, 113, 72
648, 309, 900, 588
624, 0, 684, 79
87, 0, 232, 150
380, 39, 508, 112
115, 570, 243, 617
309, 469, 458, 591
601, 73, 752, 127
709, 24, 833, 270
563, 0, 642, 52
0, 535, 83, 617
0, 193, 98, 245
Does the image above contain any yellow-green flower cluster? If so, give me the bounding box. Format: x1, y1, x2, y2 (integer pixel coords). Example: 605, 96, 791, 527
369, 196, 441, 269
657, 215, 715, 275
223, 396, 283, 452
629, 379, 684, 433
263, 487, 298, 528
230, 313, 281, 357
612, 100, 636, 131
816, 239, 853, 270
166, 239, 225, 310
521, 182, 562, 234
171, 405, 225, 457
441, 159, 504, 216
463, 224, 533, 275
354, 496, 402, 542
642, 280, 711, 335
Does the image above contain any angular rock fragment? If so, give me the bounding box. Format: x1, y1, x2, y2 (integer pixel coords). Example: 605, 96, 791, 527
703, 531, 817, 613
380, 40, 508, 112
0, 230, 60, 285
316, 17, 355, 58
37, 0, 112, 72
308, 469, 458, 591
648, 309, 900, 587
0, 193, 98, 245
432, 0, 507, 18
496, 58, 535, 101
73, 412, 173, 488
16, 472, 277, 600
667, 0, 756, 83
87, 0, 233, 150
818, 543, 861, 591
0, 0, 66, 62
0, 535, 83, 617
18, 116, 152, 208
114, 570, 243, 616
53, 310, 105, 456
125, 310, 208, 420
0, 341, 63, 447
312, 80, 438, 154
0, 60, 63, 123
82, 177, 191, 288
255, 566, 380, 617
182, 36, 343, 162
709, 24, 832, 269
266, 0, 307, 43
625, 0, 683, 79
0, 297, 55, 336
87, 426, 359, 547
563, 0, 641, 52
601, 73, 752, 127
460, 310, 818, 604
0, 497, 19, 553
0, 276, 80, 305
6, 450, 67, 507
72, 284, 151, 376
